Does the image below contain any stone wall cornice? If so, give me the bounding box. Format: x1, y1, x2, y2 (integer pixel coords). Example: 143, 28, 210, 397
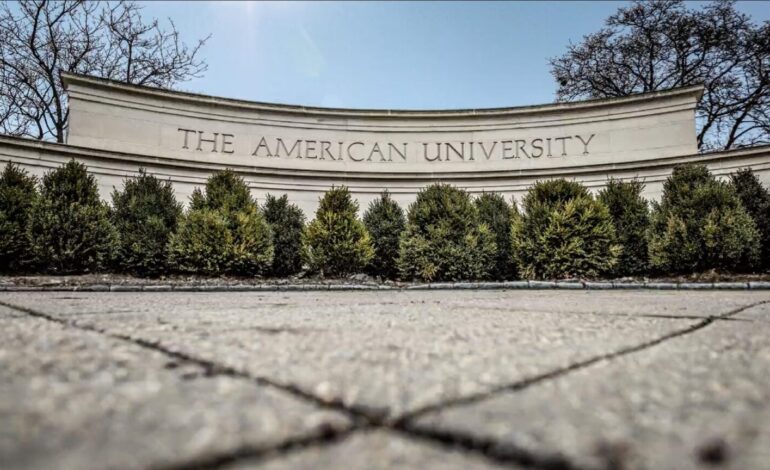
61, 72, 704, 121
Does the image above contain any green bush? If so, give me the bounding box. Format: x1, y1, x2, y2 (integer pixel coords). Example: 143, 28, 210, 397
649, 164, 760, 273
168, 209, 233, 275
0, 163, 38, 272
302, 186, 374, 276
397, 184, 496, 281
230, 205, 275, 276
512, 179, 620, 280
475, 192, 516, 280
263, 194, 305, 276
28, 160, 117, 273
730, 168, 770, 269
190, 169, 253, 215
598, 179, 650, 276
111, 169, 182, 276
170, 170, 273, 276
363, 190, 405, 278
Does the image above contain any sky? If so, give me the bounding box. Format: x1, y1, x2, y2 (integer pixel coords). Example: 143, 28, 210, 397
139, 1, 770, 110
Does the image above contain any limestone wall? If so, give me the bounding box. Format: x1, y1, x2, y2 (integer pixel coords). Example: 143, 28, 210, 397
0, 74, 768, 215
2, 135, 769, 216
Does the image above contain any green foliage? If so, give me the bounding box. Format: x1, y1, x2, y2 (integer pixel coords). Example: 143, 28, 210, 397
475, 192, 516, 280
512, 179, 620, 280
0, 163, 38, 272
598, 179, 650, 276
263, 194, 305, 276
649, 164, 760, 273
170, 170, 273, 276
168, 209, 234, 275
730, 168, 770, 269
397, 184, 496, 281
190, 169, 253, 216
302, 186, 374, 276
363, 190, 405, 278
230, 205, 274, 276
111, 169, 182, 276
28, 160, 117, 273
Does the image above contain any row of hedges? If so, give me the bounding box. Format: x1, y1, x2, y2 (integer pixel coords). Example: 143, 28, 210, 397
2, 160, 770, 280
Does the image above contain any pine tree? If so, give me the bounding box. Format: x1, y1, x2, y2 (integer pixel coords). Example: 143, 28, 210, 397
513, 179, 620, 279
398, 184, 496, 282
263, 194, 305, 276
598, 179, 650, 276
0, 163, 38, 272
28, 160, 117, 273
363, 190, 405, 279
112, 169, 182, 276
303, 186, 374, 276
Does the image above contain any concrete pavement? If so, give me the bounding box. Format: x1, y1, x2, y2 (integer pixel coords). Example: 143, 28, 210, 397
1, 290, 768, 469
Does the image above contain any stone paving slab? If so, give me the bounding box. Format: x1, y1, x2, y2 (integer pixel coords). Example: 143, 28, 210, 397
1, 291, 728, 420
412, 304, 770, 470
230, 430, 513, 470
5, 290, 765, 319
734, 301, 770, 322
3, 290, 769, 470
0, 314, 350, 470
0, 305, 25, 319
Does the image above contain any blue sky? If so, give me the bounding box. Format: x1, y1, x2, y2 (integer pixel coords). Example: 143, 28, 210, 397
140, 1, 770, 110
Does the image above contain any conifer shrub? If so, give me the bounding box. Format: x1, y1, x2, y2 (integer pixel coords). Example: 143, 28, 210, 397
0, 163, 38, 272
263, 194, 305, 276
302, 186, 374, 276
475, 192, 516, 280
649, 164, 760, 273
28, 160, 117, 273
190, 169, 253, 215
512, 179, 620, 280
598, 178, 650, 276
397, 184, 496, 281
168, 209, 233, 275
363, 190, 405, 278
230, 205, 275, 276
730, 168, 770, 269
169, 170, 273, 276
111, 169, 182, 276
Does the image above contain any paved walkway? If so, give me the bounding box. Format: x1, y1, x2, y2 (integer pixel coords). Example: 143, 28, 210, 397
1, 290, 769, 470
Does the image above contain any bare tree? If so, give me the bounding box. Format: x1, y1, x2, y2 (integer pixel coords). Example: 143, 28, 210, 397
0, 0, 209, 143
550, 0, 770, 151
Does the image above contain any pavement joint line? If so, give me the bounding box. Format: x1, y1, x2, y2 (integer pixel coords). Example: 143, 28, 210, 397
394, 300, 770, 426
390, 423, 587, 470
151, 424, 366, 470
446, 305, 756, 323
2, 298, 766, 470
0, 300, 382, 424
0, 299, 581, 470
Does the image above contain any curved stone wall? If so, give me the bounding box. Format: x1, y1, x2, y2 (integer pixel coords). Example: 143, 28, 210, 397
0, 74, 768, 214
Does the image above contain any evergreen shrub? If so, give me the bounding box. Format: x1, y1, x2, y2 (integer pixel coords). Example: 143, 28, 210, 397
649, 164, 760, 273
302, 186, 374, 276
730, 168, 770, 269
168, 209, 233, 275
263, 194, 305, 276
0, 163, 38, 272
512, 179, 620, 280
170, 170, 273, 276
598, 178, 650, 276
111, 169, 182, 276
475, 192, 516, 279
28, 160, 117, 273
363, 190, 405, 278
397, 184, 496, 281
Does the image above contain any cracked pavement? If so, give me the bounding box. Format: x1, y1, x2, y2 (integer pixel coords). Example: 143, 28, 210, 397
1, 290, 769, 470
